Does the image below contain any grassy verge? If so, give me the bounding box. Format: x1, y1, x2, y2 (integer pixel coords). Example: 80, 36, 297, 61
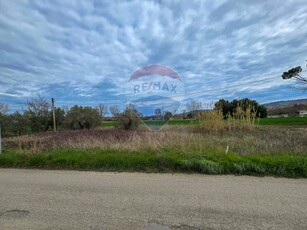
0, 148, 306, 178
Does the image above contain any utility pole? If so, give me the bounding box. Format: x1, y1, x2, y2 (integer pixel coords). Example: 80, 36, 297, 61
51, 98, 56, 132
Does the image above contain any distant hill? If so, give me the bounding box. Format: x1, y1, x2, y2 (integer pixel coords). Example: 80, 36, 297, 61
263, 99, 307, 108
263, 99, 307, 116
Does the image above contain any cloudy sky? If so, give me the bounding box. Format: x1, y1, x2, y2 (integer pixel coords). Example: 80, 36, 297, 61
0, 0, 306, 113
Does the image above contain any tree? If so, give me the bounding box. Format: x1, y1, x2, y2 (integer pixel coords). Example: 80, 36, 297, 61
214, 99, 231, 118
50, 107, 66, 130
163, 111, 173, 120
25, 95, 50, 132
7, 112, 30, 136
256, 104, 268, 118
0, 113, 10, 136
109, 105, 120, 118
126, 103, 142, 118
154, 108, 162, 119
186, 101, 202, 118
214, 98, 267, 118
97, 104, 107, 118
281, 66, 307, 90
0, 112, 30, 137
64, 106, 101, 129
115, 106, 140, 130
0, 102, 8, 114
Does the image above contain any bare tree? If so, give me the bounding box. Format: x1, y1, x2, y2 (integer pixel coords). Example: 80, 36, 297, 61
0, 102, 9, 114
109, 105, 120, 118
186, 100, 202, 118
282, 66, 307, 90
27, 95, 50, 115
25, 95, 50, 132
97, 103, 107, 118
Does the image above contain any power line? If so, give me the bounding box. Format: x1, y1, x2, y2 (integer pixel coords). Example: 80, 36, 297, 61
3, 69, 306, 108
178, 77, 278, 98
180, 69, 307, 98
56, 75, 284, 104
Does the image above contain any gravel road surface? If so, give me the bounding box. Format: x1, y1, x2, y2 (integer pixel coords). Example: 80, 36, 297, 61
0, 169, 306, 229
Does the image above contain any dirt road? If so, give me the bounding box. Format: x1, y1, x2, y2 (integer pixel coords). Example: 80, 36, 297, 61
0, 169, 306, 229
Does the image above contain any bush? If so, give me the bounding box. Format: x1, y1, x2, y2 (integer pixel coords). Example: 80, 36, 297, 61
64, 106, 101, 129
116, 107, 140, 130
0, 112, 31, 137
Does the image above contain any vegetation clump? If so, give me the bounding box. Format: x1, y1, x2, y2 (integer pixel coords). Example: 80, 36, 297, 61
64, 105, 101, 130
115, 106, 140, 130
199, 106, 258, 132
214, 98, 267, 118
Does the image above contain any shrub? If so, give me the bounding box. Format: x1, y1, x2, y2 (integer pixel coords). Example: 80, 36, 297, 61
0, 112, 31, 137
116, 107, 140, 130
64, 105, 101, 129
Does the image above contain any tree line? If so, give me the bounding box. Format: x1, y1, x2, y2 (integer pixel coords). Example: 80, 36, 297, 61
0, 96, 104, 137
0, 96, 144, 137
1, 96, 267, 137
214, 98, 267, 119
184, 98, 267, 119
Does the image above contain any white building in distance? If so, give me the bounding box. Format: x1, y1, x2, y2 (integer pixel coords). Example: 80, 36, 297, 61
299, 110, 307, 117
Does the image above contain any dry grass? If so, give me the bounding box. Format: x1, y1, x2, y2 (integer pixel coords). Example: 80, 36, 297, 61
2, 126, 306, 177
3, 126, 307, 156
199, 108, 259, 133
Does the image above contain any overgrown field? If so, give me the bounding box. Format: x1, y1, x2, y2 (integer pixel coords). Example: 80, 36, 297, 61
102, 119, 199, 127
1, 126, 306, 177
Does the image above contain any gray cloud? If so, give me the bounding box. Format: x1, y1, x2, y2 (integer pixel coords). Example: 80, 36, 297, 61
0, 0, 306, 111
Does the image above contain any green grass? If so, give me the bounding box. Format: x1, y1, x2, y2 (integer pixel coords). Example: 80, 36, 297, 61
103, 117, 307, 127
102, 121, 116, 127
143, 119, 199, 126
258, 116, 307, 125
0, 148, 306, 177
